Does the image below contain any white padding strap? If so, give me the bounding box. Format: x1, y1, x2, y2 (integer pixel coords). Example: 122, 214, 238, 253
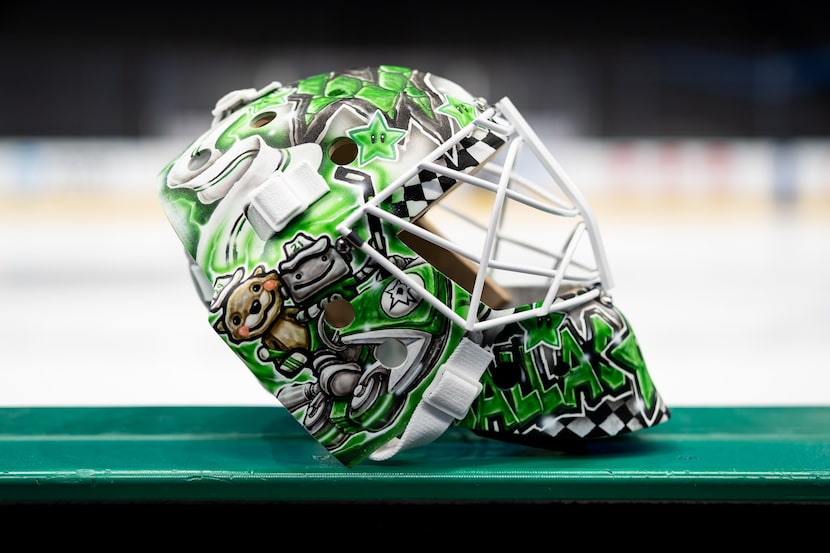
369, 337, 493, 462
245, 161, 329, 241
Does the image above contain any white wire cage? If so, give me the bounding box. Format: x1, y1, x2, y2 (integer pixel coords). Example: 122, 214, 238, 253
338, 97, 613, 333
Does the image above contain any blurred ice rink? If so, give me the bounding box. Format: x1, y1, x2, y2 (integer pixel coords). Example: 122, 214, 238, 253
1, 136, 829, 408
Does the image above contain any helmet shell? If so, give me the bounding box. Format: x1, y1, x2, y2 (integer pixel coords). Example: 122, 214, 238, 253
159, 65, 669, 466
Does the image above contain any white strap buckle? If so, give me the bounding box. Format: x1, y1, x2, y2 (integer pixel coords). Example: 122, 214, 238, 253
423, 364, 483, 421
245, 160, 330, 241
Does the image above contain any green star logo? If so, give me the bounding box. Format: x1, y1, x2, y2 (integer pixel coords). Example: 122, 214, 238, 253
347, 111, 407, 165
438, 96, 477, 127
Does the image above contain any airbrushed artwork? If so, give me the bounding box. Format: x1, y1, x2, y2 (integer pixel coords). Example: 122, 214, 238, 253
159, 65, 669, 467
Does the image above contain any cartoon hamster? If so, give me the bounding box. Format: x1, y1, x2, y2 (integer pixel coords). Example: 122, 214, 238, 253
210, 264, 309, 354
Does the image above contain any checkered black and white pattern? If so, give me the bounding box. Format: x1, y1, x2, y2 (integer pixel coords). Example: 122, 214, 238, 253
530, 394, 672, 440
389, 130, 506, 221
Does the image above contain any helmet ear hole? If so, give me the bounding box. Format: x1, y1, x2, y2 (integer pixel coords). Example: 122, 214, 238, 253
188, 149, 211, 172
376, 338, 408, 369
251, 111, 276, 128
328, 138, 358, 165
323, 298, 355, 328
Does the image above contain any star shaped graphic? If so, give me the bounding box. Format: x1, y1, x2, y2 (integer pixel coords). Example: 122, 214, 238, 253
437, 96, 477, 127
384, 279, 418, 310
347, 111, 407, 165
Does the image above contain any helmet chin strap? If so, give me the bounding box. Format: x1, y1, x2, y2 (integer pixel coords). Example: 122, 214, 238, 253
369, 337, 493, 462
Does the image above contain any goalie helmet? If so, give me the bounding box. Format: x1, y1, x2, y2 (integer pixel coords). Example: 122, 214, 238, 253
158, 65, 670, 467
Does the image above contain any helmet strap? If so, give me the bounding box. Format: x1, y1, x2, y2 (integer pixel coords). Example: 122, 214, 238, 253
369, 337, 493, 461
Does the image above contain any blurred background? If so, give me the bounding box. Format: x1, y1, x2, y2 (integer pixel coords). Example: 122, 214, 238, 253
1, 5, 828, 408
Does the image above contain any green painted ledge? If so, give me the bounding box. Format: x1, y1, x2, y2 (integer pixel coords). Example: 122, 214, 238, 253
0, 406, 827, 504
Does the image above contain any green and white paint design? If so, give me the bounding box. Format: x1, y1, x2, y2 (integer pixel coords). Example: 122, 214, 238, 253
159, 65, 669, 466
